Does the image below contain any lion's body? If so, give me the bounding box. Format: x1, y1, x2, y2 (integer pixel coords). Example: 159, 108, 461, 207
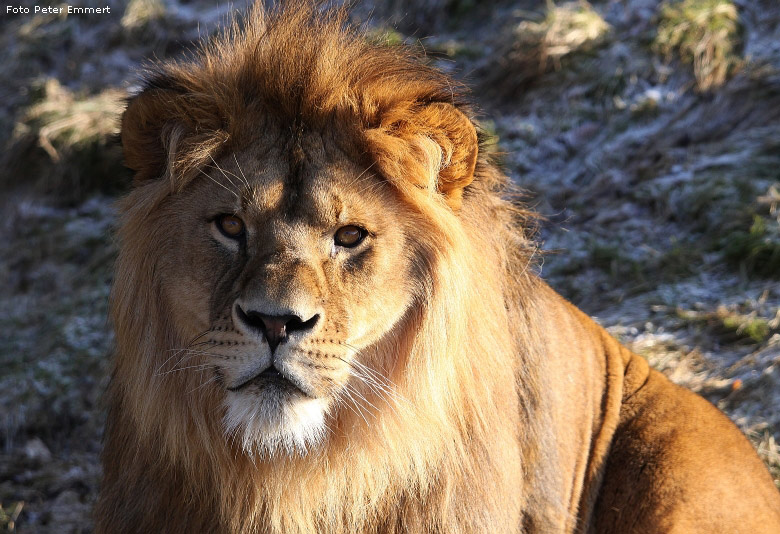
536, 290, 780, 532
96, 3, 780, 533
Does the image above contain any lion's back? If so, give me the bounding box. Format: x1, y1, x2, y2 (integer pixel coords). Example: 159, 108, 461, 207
591, 365, 780, 533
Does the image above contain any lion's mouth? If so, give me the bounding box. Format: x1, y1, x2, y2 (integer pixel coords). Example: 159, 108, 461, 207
227, 366, 308, 396
259, 367, 283, 380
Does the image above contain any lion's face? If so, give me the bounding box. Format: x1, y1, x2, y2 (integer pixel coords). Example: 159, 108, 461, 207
155, 131, 415, 455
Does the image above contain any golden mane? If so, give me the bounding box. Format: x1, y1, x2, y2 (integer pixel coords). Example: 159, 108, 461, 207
99, 2, 551, 532
125, 2, 473, 198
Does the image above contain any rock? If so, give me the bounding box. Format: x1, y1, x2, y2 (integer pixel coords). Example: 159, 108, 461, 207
23, 438, 52, 464
48, 489, 91, 529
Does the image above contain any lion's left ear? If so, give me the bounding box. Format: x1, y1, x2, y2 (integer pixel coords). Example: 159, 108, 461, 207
365, 102, 479, 209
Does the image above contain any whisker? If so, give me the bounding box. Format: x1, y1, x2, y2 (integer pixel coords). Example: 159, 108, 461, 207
176, 349, 234, 358
341, 384, 371, 425
163, 341, 214, 354
156, 330, 213, 374
347, 382, 380, 414
354, 180, 384, 198
208, 154, 241, 191
349, 369, 406, 415
320, 351, 412, 415
290, 344, 413, 415
233, 153, 251, 188
197, 167, 239, 199
188, 373, 220, 394
332, 389, 364, 424
344, 358, 414, 412
156, 363, 215, 376
156, 347, 229, 377
205, 164, 245, 190
345, 160, 377, 190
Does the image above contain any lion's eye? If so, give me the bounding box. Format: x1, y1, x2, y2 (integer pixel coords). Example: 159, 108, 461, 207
334, 225, 366, 248
216, 214, 245, 238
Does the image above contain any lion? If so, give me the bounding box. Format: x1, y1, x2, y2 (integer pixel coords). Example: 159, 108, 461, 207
96, 3, 780, 533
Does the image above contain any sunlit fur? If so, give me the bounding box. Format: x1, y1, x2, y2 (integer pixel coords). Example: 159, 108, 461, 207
224, 388, 327, 456
98, 3, 548, 532
97, 2, 780, 534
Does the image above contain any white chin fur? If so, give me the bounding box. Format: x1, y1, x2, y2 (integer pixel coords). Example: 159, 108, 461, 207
223, 390, 327, 457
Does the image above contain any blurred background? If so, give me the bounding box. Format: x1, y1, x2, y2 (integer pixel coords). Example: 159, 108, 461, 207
1, 0, 779, 531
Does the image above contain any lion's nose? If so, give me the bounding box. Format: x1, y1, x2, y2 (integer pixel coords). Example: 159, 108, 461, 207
235, 305, 319, 353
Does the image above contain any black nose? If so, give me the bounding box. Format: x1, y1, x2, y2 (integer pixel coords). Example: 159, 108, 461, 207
235, 305, 319, 353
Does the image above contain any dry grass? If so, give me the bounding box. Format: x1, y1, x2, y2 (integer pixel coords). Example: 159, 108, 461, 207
521, 0, 610, 72
0, 502, 24, 532
2, 79, 128, 203
724, 185, 780, 278
121, 0, 167, 29
676, 306, 777, 344
480, 1, 609, 97
653, 0, 742, 91
19, 79, 122, 163
751, 430, 780, 489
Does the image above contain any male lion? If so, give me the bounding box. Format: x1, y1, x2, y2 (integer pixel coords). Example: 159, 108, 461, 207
96, 3, 780, 533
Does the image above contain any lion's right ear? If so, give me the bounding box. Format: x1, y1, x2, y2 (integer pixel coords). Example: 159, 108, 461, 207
121, 85, 182, 184
121, 80, 227, 187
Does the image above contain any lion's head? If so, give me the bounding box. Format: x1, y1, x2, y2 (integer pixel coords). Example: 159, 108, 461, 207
101, 3, 542, 532
126, 129, 443, 456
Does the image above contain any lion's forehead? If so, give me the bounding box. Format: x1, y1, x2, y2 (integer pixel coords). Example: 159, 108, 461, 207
226, 140, 370, 229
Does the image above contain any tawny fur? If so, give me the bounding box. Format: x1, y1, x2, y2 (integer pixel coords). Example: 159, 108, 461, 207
97, 2, 780, 533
